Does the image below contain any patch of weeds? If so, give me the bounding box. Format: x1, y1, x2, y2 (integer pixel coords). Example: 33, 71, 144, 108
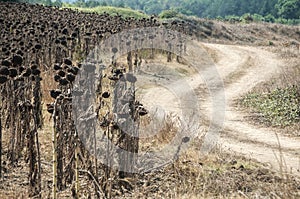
66, 6, 148, 19
240, 85, 300, 127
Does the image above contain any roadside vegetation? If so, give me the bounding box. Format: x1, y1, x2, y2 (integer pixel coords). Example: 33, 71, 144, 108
159, 9, 300, 25
2, 0, 300, 25
65, 5, 149, 19
0, 1, 299, 198
239, 45, 300, 133
240, 86, 300, 127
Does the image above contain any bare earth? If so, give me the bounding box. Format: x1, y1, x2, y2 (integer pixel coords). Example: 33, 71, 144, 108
139, 42, 300, 177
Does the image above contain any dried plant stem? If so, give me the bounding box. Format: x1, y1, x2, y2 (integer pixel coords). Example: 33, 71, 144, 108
52, 100, 58, 199
75, 140, 79, 199
0, 113, 2, 178
79, 169, 105, 197
93, 125, 99, 198
33, 76, 42, 197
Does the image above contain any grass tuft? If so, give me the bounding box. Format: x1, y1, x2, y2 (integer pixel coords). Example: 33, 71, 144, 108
65, 6, 149, 19
240, 86, 300, 127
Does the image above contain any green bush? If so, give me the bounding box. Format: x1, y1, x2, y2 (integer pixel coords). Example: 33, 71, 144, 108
265, 14, 275, 23
241, 13, 253, 23
275, 17, 288, 24
65, 6, 148, 19
252, 14, 264, 22
240, 86, 300, 126
224, 15, 241, 23
268, 41, 274, 46
159, 9, 179, 19
216, 15, 223, 21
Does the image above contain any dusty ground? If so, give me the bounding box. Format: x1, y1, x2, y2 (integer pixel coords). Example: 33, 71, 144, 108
0, 42, 299, 199
0, 24, 300, 198
202, 43, 300, 176
137, 42, 300, 177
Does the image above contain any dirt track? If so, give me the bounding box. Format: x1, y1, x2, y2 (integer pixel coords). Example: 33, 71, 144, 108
203, 43, 300, 176
138, 42, 300, 176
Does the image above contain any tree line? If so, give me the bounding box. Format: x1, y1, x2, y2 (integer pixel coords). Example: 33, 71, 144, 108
1, 0, 299, 23
69, 0, 299, 20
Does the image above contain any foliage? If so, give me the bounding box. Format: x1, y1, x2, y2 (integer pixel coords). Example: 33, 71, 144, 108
159, 9, 179, 19
241, 86, 300, 127
276, 0, 300, 19
217, 12, 299, 25
224, 15, 241, 23
66, 5, 149, 19
265, 14, 276, 22
61, 0, 299, 25
5, 0, 300, 23
66, 0, 298, 20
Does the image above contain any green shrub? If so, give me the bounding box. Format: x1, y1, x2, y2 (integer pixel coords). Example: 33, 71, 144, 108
224, 15, 241, 23
268, 41, 274, 46
159, 9, 179, 19
65, 6, 148, 19
240, 86, 300, 126
241, 13, 253, 23
265, 14, 275, 23
252, 14, 264, 22
216, 15, 223, 21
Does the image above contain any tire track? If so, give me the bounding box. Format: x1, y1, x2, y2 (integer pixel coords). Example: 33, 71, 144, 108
202, 43, 300, 176
139, 42, 300, 176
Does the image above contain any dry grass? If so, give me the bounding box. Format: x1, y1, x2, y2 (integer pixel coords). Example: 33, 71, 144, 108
237, 45, 300, 135
41, 70, 57, 104
1, 15, 300, 198
128, 109, 300, 198
196, 19, 300, 47
120, 147, 300, 198
1, 96, 299, 198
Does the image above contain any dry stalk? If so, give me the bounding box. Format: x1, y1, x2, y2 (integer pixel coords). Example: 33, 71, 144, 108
52, 99, 58, 199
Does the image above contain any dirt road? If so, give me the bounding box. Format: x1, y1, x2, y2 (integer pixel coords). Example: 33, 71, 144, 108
138, 42, 300, 176
203, 43, 300, 176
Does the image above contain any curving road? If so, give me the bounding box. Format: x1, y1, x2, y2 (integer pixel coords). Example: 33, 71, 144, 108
137, 42, 300, 176
202, 43, 300, 176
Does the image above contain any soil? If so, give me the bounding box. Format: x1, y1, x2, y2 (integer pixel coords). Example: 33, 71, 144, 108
138, 42, 300, 176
